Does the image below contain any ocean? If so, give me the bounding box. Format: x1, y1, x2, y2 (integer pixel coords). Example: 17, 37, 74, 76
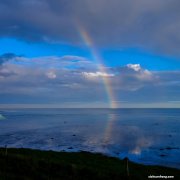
0, 108, 179, 169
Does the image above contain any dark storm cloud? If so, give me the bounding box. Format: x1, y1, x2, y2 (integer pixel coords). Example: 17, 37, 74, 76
0, 0, 180, 55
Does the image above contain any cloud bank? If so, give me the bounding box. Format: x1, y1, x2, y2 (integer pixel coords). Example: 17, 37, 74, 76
0, 54, 179, 107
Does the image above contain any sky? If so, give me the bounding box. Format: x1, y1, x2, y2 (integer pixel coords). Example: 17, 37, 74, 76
0, 0, 180, 108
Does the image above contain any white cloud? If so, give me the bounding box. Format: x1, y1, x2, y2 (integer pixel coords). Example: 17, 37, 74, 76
136, 69, 153, 81
46, 70, 57, 79
127, 64, 141, 71
82, 71, 115, 79
122, 64, 155, 82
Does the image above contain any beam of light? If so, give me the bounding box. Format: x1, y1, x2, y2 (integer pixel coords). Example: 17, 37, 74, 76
76, 23, 117, 108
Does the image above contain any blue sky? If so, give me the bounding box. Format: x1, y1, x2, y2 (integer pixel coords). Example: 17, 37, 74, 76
1, 37, 180, 71
0, 0, 180, 108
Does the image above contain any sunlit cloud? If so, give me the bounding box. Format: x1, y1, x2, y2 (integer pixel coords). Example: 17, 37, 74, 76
82, 72, 115, 78
127, 64, 141, 72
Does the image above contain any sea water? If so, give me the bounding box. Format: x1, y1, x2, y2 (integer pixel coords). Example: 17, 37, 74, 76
0, 108, 179, 169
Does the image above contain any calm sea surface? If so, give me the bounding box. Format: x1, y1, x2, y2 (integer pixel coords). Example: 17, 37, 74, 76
0, 108, 180, 169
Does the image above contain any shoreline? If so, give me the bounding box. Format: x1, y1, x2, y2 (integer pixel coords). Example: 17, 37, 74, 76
1, 145, 179, 170
0, 147, 179, 179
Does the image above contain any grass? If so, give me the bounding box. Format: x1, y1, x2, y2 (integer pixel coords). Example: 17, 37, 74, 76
0, 148, 179, 180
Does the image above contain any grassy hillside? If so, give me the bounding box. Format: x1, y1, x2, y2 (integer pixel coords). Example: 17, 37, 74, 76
0, 148, 179, 180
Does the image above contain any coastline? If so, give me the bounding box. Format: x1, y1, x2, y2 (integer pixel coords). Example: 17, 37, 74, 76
0, 148, 179, 179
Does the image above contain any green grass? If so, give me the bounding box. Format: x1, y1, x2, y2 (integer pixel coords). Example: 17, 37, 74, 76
0, 148, 179, 179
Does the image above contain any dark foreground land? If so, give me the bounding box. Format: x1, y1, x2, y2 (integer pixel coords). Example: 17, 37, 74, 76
0, 148, 179, 180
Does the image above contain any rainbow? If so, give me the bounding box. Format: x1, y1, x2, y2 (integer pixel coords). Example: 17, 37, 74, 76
76, 24, 117, 108
103, 113, 117, 143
